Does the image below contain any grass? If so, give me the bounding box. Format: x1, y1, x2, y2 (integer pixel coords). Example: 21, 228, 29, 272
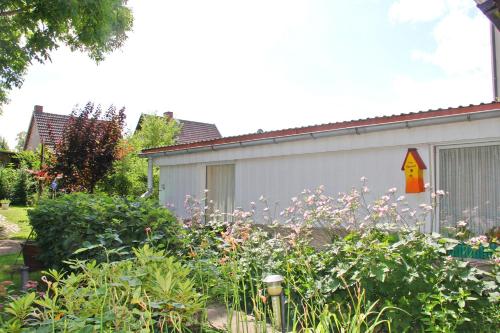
0, 206, 39, 288
0, 253, 23, 286
0, 205, 32, 240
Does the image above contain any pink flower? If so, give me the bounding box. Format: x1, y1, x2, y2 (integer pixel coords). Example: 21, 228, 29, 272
457, 221, 467, 228
145, 227, 152, 234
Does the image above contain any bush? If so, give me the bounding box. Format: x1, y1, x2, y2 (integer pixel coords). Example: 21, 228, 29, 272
0, 166, 16, 200
11, 168, 37, 206
0, 245, 204, 332
28, 193, 183, 268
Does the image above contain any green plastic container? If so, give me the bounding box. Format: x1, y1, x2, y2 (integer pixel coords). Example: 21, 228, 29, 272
449, 243, 498, 260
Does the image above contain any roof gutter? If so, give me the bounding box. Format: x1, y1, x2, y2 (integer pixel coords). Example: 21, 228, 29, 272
140, 109, 500, 159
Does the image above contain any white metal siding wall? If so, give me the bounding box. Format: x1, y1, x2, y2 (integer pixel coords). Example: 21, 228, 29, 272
235, 145, 431, 230
155, 117, 500, 230
159, 164, 205, 218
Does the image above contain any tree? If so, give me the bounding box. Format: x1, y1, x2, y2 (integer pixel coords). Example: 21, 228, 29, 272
51, 102, 126, 193
99, 113, 180, 196
0, 136, 9, 151
131, 113, 181, 149
15, 131, 26, 151
0, 1, 133, 112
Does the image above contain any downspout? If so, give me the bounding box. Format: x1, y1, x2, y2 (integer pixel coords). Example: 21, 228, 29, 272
140, 157, 154, 198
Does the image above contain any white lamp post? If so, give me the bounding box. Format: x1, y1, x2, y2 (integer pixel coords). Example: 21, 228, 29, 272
263, 274, 286, 333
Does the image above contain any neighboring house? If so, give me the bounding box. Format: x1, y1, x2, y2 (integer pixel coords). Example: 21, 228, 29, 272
135, 111, 221, 144
25, 107, 222, 151
141, 102, 500, 236
24, 105, 71, 151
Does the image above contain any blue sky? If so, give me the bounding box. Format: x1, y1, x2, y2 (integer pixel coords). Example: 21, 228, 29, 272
0, 0, 492, 148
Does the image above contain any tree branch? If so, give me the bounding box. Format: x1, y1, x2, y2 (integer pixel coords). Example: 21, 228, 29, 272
0, 9, 24, 17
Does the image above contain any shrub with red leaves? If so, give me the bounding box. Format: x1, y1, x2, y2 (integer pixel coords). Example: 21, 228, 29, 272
50, 102, 126, 193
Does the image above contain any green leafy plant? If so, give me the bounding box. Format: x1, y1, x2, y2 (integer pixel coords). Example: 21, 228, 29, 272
28, 193, 183, 269
0, 245, 204, 332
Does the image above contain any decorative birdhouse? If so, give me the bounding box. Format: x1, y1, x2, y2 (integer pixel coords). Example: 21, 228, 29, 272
401, 148, 427, 193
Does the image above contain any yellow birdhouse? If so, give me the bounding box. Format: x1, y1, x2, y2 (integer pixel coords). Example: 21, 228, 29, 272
401, 148, 426, 193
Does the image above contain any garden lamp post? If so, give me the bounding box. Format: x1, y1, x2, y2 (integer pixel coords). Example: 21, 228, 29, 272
263, 274, 286, 333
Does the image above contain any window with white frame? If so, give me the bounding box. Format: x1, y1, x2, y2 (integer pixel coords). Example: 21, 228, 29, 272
438, 144, 500, 236
206, 164, 235, 219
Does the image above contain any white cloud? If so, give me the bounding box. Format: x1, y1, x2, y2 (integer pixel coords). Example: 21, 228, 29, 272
411, 10, 489, 76
388, 0, 492, 111
389, 0, 473, 24
389, 0, 447, 23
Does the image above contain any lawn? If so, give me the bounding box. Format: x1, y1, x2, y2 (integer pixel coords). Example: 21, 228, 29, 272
0, 206, 37, 289
0, 205, 31, 240
0, 253, 23, 286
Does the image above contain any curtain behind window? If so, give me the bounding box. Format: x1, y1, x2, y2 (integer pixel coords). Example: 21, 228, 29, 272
439, 144, 500, 235
206, 164, 235, 219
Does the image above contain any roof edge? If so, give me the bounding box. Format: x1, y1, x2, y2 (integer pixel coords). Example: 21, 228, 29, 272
141, 102, 500, 157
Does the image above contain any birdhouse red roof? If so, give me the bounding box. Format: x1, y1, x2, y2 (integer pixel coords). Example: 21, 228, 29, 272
401, 148, 427, 171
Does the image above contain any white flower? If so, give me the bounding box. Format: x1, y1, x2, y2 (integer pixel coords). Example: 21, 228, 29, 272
388, 187, 397, 194
457, 221, 467, 228
360, 176, 368, 182
436, 190, 445, 196
424, 183, 430, 189
397, 195, 405, 201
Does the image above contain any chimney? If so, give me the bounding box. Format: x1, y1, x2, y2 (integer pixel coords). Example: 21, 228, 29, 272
164, 111, 173, 119
34, 105, 43, 113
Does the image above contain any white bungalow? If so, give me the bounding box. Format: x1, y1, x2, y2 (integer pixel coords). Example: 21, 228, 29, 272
140, 102, 500, 235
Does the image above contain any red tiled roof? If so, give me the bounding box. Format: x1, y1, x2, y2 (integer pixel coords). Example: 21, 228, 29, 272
32, 111, 72, 147
135, 114, 221, 144
176, 119, 221, 144
142, 101, 500, 155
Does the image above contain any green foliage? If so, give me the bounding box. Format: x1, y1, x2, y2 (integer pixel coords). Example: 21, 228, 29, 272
0, 246, 204, 332
11, 168, 36, 206
180, 193, 499, 332
0, 166, 16, 200
0, 137, 8, 151
14, 131, 25, 152
0, 164, 37, 206
28, 193, 183, 269
0, 0, 133, 110
98, 113, 180, 197
97, 144, 151, 197
133, 113, 181, 149
15, 147, 50, 170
